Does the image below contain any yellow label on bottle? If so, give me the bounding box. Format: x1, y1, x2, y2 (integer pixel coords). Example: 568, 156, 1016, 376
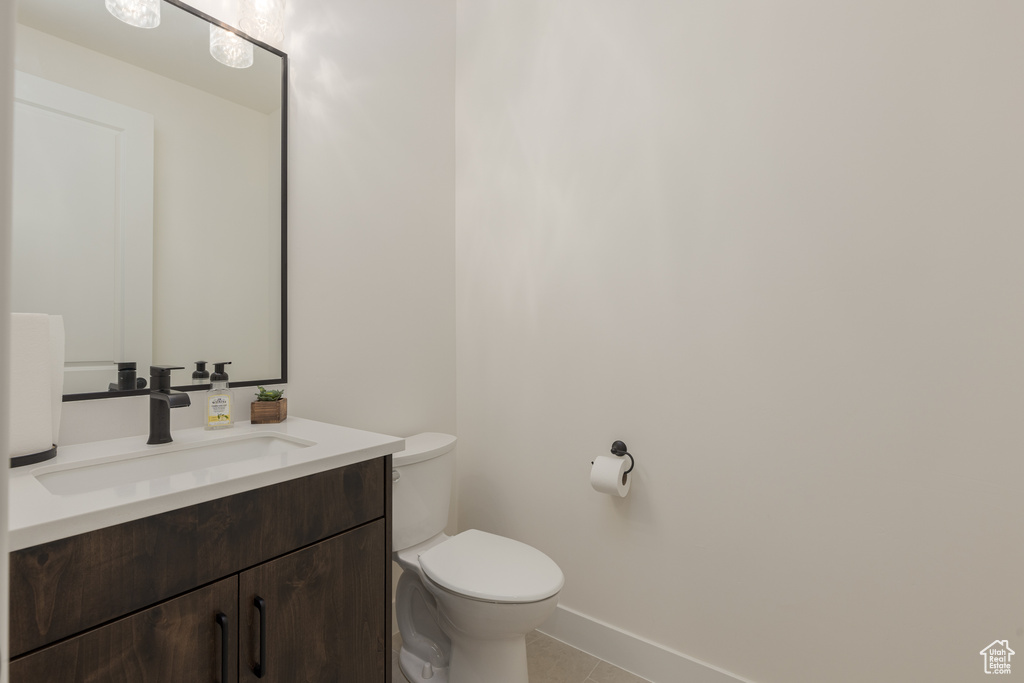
207, 394, 232, 424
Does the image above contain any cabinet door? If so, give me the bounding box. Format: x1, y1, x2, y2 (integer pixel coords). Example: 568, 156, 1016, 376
239, 520, 386, 683
10, 575, 238, 683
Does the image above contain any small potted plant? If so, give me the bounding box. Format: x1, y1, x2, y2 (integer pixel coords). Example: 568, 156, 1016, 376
251, 386, 287, 424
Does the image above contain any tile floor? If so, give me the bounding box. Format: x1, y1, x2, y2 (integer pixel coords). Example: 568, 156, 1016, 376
391, 631, 650, 683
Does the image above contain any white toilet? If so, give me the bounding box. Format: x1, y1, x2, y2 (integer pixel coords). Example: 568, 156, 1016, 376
392, 433, 564, 683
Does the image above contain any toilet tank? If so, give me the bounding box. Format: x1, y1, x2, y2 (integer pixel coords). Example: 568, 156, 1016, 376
392, 433, 456, 552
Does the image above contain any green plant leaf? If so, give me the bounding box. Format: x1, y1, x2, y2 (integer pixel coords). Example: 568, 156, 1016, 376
255, 386, 284, 401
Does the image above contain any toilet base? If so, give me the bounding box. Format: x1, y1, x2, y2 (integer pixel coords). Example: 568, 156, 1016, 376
447, 633, 529, 683
400, 635, 529, 683
399, 646, 450, 683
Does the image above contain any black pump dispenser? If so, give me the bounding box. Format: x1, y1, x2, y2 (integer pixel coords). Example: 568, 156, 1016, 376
210, 362, 231, 385
192, 361, 210, 385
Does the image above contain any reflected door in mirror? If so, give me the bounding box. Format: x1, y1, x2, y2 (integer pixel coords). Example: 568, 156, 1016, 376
12, 73, 154, 395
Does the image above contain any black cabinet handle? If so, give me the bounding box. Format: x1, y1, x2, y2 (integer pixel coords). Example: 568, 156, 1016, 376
253, 596, 267, 678
215, 612, 229, 683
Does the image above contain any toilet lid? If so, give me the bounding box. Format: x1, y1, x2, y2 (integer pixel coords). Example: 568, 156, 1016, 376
418, 529, 564, 603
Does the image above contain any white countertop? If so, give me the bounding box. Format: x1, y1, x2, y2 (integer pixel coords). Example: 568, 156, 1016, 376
8, 417, 404, 551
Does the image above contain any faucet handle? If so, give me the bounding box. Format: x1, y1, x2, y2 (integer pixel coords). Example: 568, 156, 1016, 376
150, 365, 185, 392
150, 365, 185, 377
109, 361, 145, 392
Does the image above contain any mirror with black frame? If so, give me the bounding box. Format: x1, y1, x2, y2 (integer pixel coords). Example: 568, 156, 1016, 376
12, 0, 286, 399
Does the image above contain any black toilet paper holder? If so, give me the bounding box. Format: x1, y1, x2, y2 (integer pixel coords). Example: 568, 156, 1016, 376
609, 440, 635, 474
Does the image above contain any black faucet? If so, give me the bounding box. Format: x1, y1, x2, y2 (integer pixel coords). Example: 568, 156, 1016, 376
147, 366, 191, 445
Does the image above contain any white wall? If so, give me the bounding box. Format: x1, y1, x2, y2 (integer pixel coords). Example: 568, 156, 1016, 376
0, 0, 14, 679
455, 2, 1024, 682
284, 0, 456, 439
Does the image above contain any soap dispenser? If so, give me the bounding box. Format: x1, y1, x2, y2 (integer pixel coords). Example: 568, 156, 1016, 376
192, 361, 210, 385
205, 361, 233, 430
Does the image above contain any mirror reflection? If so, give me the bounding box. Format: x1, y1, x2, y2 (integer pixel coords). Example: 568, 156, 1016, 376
12, 0, 286, 397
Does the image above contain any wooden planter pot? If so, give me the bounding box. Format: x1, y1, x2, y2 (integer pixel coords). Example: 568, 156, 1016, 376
251, 398, 287, 424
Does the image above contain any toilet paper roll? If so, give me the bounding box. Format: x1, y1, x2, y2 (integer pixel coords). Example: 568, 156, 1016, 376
9, 313, 54, 458
590, 454, 631, 497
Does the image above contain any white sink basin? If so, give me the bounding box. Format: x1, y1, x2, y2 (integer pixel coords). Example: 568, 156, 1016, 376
8, 417, 405, 552
36, 432, 314, 496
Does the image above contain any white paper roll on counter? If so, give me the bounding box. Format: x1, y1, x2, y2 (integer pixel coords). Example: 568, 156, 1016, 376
9, 313, 54, 458
590, 454, 631, 497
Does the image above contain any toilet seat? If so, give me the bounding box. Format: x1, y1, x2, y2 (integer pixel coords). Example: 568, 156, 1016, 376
418, 529, 564, 603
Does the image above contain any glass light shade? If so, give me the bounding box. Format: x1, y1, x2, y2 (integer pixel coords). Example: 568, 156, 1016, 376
239, 0, 285, 45
210, 25, 254, 69
105, 0, 160, 28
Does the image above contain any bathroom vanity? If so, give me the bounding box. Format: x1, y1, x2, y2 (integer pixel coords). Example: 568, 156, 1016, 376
6, 418, 401, 683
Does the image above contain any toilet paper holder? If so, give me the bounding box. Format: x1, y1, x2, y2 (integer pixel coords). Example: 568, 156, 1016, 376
608, 440, 635, 474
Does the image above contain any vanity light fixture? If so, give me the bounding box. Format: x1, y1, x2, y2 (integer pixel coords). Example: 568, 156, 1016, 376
105, 0, 160, 28
239, 0, 285, 46
210, 25, 254, 68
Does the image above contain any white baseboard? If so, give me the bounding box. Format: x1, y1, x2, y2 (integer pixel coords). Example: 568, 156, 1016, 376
538, 605, 755, 683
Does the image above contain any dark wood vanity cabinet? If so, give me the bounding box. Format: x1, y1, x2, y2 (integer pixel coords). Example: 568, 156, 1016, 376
9, 456, 392, 683
11, 576, 240, 683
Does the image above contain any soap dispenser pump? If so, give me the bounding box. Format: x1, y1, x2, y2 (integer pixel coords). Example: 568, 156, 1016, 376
192, 361, 210, 385
205, 361, 233, 430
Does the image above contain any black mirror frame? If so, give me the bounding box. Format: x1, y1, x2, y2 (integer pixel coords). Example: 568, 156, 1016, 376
63, 0, 288, 402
